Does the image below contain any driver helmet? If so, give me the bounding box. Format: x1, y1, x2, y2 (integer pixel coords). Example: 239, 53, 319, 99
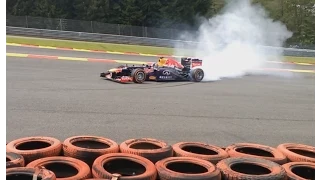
158, 57, 167, 66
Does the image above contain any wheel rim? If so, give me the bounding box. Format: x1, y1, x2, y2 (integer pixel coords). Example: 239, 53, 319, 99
136, 72, 145, 81
195, 70, 204, 80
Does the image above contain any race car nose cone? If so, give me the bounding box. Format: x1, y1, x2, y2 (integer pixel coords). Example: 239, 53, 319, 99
100, 73, 106, 77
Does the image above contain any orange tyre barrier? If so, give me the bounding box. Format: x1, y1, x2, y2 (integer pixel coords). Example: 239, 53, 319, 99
282, 162, 315, 180
6, 167, 56, 180
92, 153, 157, 180
6, 152, 25, 168
172, 141, 228, 164
155, 156, 221, 180
63, 135, 119, 166
216, 157, 286, 180
225, 143, 287, 164
277, 143, 315, 163
27, 156, 91, 180
119, 138, 173, 163
6, 136, 62, 164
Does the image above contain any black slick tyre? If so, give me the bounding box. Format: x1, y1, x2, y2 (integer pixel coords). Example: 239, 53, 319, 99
131, 69, 146, 83
191, 68, 204, 82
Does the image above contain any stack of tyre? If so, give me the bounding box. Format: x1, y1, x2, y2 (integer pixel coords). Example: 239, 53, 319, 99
6, 135, 315, 180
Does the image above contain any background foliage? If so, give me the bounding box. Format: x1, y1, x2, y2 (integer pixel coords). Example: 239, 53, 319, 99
6, 0, 315, 47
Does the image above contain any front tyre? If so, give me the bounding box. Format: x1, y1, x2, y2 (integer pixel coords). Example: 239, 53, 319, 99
131, 69, 146, 83
191, 68, 204, 82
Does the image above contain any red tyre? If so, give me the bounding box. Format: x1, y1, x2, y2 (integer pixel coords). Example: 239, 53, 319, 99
225, 143, 287, 164
63, 135, 119, 166
120, 138, 173, 163
172, 141, 228, 164
27, 156, 92, 180
6, 167, 56, 180
216, 157, 286, 180
282, 162, 315, 180
277, 143, 315, 163
6, 136, 62, 164
155, 156, 221, 180
92, 153, 157, 180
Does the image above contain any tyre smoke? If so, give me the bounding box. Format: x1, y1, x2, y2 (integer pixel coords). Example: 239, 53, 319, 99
175, 0, 293, 81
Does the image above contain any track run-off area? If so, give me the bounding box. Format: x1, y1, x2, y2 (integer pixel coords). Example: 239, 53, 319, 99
6, 45, 315, 147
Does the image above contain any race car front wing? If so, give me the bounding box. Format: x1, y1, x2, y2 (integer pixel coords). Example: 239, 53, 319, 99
100, 72, 133, 83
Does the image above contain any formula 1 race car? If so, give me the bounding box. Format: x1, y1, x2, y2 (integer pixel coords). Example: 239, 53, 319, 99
99, 57, 205, 83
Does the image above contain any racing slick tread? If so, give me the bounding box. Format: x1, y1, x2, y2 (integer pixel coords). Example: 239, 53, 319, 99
119, 138, 173, 163
155, 156, 221, 180
26, 156, 92, 180
6, 167, 56, 180
6, 136, 62, 164
216, 157, 286, 180
131, 68, 146, 83
277, 143, 315, 163
282, 162, 315, 180
225, 143, 287, 164
92, 153, 157, 180
6, 152, 25, 168
62, 135, 119, 167
172, 141, 229, 164
191, 68, 204, 82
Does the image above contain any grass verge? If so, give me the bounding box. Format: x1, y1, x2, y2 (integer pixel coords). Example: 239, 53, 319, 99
7, 35, 315, 64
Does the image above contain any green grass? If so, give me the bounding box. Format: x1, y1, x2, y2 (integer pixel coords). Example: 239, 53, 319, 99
7, 35, 315, 64
283, 56, 315, 64
6, 35, 178, 55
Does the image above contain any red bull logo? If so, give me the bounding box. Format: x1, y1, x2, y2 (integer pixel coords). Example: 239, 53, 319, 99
164, 59, 184, 69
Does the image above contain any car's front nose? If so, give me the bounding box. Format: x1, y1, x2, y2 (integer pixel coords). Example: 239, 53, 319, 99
100, 72, 106, 77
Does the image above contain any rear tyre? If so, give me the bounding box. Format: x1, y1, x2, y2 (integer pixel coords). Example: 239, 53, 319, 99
131, 69, 146, 83
191, 68, 204, 82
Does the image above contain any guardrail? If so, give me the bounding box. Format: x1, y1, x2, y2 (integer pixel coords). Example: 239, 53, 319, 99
6, 26, 315, 57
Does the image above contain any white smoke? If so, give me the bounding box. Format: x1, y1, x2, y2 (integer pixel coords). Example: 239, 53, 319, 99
175, 0, 293, 81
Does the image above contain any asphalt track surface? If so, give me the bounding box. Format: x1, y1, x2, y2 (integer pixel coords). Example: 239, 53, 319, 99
6, 46, 315, 147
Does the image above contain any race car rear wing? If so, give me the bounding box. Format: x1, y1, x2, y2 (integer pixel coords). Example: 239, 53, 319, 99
181, 57, 203, 69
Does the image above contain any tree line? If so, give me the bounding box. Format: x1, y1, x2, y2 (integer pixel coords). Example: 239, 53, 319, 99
6, 0, 315, 47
